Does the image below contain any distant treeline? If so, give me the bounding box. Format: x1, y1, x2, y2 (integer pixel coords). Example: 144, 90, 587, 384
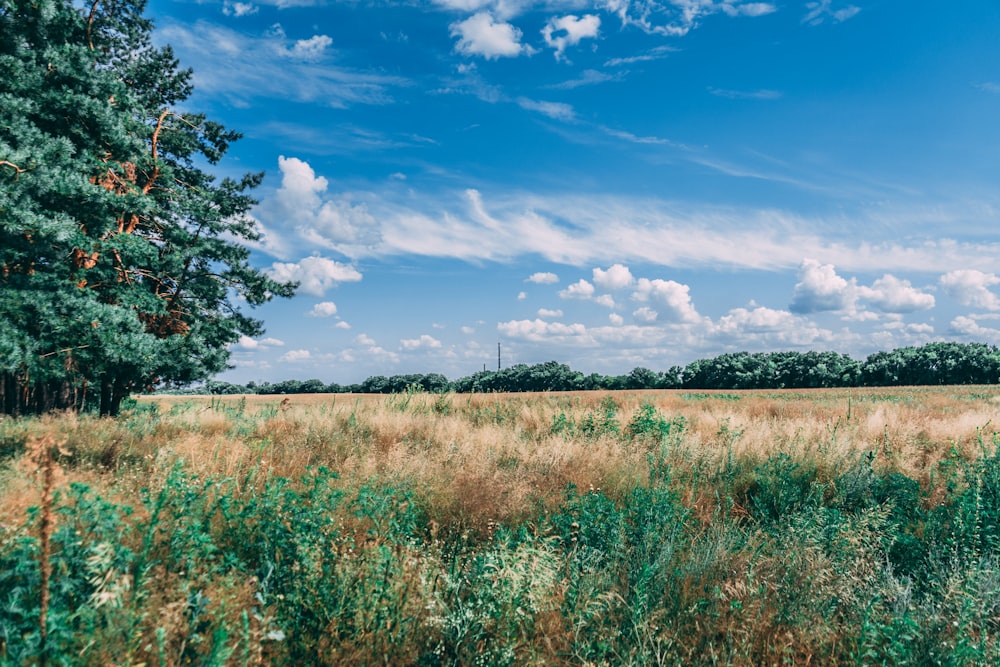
191, 342, 1000, 395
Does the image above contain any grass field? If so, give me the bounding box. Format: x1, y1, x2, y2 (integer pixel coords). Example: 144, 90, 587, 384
2, 387, 1000, 665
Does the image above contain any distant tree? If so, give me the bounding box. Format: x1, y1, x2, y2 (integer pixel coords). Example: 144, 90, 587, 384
0, 0, 294, 416
299, 379, 327, 393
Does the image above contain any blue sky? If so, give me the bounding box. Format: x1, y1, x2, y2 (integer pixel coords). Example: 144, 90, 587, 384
146, 0, 1000, 384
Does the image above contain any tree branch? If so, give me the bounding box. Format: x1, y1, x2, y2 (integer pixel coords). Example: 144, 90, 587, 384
86, 0, 100, 51
0, 160, 27, 177
142, 109, 172, 195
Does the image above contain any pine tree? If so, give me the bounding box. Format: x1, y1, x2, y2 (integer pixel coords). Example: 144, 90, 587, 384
0, 0, 295, 415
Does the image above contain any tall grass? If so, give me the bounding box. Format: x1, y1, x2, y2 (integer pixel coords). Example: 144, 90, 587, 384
1, 387, 999, 664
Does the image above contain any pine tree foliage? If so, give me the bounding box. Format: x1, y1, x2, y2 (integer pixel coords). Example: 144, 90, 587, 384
0, 0, 295, 416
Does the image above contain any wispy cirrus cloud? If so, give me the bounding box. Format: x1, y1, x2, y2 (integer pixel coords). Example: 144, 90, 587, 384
708, 86, 782, 100
545, 69, 620, 89
517, 97, 576, 120
604, 45, 676, 67
156, 21, 407, 107
250, 159, 1000, 276
803, 0, 861, 25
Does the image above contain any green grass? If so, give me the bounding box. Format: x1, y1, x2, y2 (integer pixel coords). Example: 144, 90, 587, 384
2, 390, 1000, 665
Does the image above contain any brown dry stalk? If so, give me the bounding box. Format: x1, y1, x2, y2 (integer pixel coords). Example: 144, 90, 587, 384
27, 434, 66, 667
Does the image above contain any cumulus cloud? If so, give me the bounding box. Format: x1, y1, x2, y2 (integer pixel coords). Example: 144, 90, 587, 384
262, 156, 381, 253
450, 12, 534, 59
609, 313, 624, 325
940, 270, 1000, 310
281, 34, 333, 61
559, 279, 596, 300
632, 278, 701, 323
538, 308, 564, 318
279, 349, 311, 362
334, 321, 352, 329
401, 334, 443, 350
223, 1, 258, 17
601, 0, 776, 36
950, 316, 1000, 344
497, 319, 593, 344
633, 306, 658, 323
790, 259, 852, 313
527, 271, 559, 284
267, 256, 363, 296
308, 301, 338, 317
234, 335, 285, 350
712, 306, 830, 347
542, 14, 600, 61
461, 326, 475, 334
858, 275, 935, 313
593, 263, 635, 290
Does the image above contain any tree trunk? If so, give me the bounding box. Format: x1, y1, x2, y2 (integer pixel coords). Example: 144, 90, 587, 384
99, 376, 113, 417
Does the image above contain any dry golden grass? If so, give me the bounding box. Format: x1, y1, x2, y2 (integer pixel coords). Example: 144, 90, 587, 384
2, 386, 996, 535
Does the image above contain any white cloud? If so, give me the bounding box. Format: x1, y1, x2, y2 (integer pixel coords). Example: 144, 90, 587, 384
593, 263, 634, 290
308, 301, 338, 317
546, 69, 617, 90
542, 14, 600, 61
450, 12, 534, 59
600, 0, 775, 36
559, 279, 596, 299
632, 278, 701, 323
497, 319, 594, 344
281, 34, 333, 61
433, 0, 493, 11
940, 270, 1000, 310
633, 306, 658, 323
708, 87, 782, 100
712, 306, 830, 346
267, 256, 363, 296
334, 321, 352, 329
517, 98, 575, 121
257, 184, 1000, 276
234, 335, 285, 350
461, 326, 475, 334
790, 258, 852, 313
538, 308, 564, 318
356, 334, 376, 346
223, 2, 258, 17
155, 22, 404, 108
527, 271, 559, 284
604, 45, 675, 67
279, 349, 311, 362
950, 316, 1000, 344
517, 291, 527, 300
858, 275, 935, 313
401, 334, 443, 350
260, 156, 381, 254
594, 294, 616, 308
803, 0, 861, 25
609, 313, 624, 325
721, 2, 777, 17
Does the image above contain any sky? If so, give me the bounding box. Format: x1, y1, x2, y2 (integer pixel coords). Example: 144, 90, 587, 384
145, 0, 1000, 385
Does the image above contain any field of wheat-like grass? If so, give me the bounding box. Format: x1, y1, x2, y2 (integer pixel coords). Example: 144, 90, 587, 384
2, 386, 1000, 665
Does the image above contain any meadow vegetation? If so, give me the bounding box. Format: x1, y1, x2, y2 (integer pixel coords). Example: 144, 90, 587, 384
3, 387, 1000, 665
